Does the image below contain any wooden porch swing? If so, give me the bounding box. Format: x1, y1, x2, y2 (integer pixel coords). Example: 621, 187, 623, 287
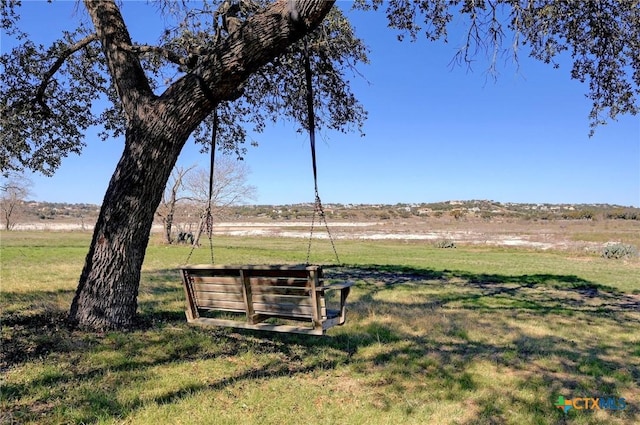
179, 38, 353, 335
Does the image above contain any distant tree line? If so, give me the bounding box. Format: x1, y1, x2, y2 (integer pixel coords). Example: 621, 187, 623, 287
7, 198, 640, 228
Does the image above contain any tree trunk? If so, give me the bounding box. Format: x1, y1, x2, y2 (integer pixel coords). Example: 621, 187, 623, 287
163, 202, 176, 245
69, 122, 186, 330
164, 213, 174, 244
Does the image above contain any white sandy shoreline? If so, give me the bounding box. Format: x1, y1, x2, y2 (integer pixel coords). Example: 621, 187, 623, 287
8, 220, 609, 252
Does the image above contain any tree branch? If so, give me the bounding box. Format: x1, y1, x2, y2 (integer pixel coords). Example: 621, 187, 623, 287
124, 44, 193, 68
160, 0, 336, 133
83, 0, 155, 118
35, 33, 99, 116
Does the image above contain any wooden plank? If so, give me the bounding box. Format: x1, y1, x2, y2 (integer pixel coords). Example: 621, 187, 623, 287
243, 269, 314, 279
240, 269, 258, 324
183, 264, 318, 273
196, 299, 246, 312
308, 268, 322, 330
252, 300, 315, 312
194, 291, 244, 302
181, 269, 200, 321
251, 293, 313, 306
189, 317, 325, 335
316, 281, 354, 291
253, 303, 315, 318
251, 279, 310, 296
251, 286, 310, 296
249, 277, 310, 287
190, 276, 240, 285
193, 283, 244, 294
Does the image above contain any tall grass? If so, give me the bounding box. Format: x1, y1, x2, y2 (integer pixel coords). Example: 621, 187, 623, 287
1, 231, 639, 424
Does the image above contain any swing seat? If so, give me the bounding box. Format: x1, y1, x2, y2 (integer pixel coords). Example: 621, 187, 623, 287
180, 264, 353, 335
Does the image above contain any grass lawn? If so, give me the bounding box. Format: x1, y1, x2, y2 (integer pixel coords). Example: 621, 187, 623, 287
1, 231, 639, 424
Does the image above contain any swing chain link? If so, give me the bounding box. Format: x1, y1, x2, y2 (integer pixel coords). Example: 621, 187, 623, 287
306, 190, 340, 266
206, 206, 215, 264
183, 206, 215, 265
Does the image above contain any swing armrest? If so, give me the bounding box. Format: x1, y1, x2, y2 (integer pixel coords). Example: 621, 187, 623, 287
316, 281, 354, 292
316, 281, 353, 327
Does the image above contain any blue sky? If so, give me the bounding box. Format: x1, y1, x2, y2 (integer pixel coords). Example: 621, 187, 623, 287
7, 1, 640, 207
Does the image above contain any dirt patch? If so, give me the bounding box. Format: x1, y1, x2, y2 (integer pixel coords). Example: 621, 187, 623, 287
203, 219, 609, 252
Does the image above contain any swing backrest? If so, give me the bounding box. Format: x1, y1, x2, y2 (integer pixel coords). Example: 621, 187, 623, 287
180, 264, 353, 335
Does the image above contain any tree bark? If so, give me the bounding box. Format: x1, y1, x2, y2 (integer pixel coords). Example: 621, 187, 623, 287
164, 212, 174, 244
69, 118, 187, 330
69, 0, 335, 330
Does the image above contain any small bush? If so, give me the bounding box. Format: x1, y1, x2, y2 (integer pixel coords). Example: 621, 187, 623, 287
434, 239, 456, 249
601, 243, 638, 259
450, 209, 464, 220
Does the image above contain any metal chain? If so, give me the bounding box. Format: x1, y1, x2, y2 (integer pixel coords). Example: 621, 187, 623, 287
306, 191, 340, 265
183, 207, 214, 265
206, 207, 214, 264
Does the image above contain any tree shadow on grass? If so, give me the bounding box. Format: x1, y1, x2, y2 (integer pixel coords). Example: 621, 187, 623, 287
325, 265, 639, 423
328, 264, 639, 322
2, 264, 638, 424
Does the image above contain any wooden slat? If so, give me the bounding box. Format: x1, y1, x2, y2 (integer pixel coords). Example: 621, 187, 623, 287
243, 269, 313, 279
253, 303, 315, 318
189, 317, 325, 336
249, 277, 309, 287
251, 293, 312, 306
316, 281, 354, 291
195, 291, 244, 302
240, 269, 257, 324
196, 299, 246, 312
251, 285, 310, 296
181, 269, 200, 321
309, 268, 321, 328
194, 283, 243, 294
190, 276, 239, 285
183, 265, 318, 274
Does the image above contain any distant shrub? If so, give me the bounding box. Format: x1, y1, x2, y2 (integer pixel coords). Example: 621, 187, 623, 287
562, 210, 595, 220
605, 208, 640, 220
434, 239, 456, 249
601, 243, 638, 259
480, 211, 494, 220
450, 209, 464, 220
